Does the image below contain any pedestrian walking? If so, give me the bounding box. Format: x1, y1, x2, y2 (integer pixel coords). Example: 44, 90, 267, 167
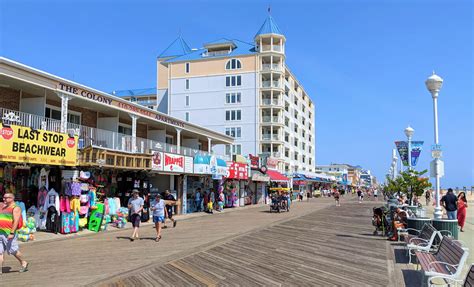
425, 190, 431, 206
217, 190, 224, 212
128, 189, 144, 241
457, 192, 468, 232
164, 190, 177, 227
333, 190, 341, 206
0, 193, 29, 274
440, 188, 458, 220
299, 190, 304, 202
357, 189, 363, 203
373, 188, 378, 201
194, 188, 202, 212
151, 194, 167, 242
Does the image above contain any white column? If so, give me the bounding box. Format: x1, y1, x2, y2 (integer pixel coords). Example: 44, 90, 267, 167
130, 114, 139, 152
207, 137, 212, 153
58, 93, 72, 133
432, 96, 442, 219
407, 135, 412, 171
176, 128, 182, 154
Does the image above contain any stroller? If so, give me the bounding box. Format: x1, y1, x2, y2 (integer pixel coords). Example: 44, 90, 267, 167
372, 206, 390, 236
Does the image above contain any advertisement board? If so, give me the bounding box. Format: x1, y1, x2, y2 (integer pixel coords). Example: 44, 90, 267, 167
0, 124, 78, 166
226, 162, 248, 180
163, 153, 184, 173
184, 156, 193, 174
151, 151, 163, 171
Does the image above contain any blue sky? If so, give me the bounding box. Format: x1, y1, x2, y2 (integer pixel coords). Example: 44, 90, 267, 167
1, 0, 472, 187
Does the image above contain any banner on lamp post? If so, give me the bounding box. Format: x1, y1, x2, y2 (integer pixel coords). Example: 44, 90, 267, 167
410, 141, 424, 166
395, 141, 409, 166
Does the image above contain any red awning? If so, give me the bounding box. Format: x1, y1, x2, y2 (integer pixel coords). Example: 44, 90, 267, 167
266, 170, 289, 182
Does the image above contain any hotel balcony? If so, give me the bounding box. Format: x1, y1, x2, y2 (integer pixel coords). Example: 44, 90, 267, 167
261, 98, 284, 108
260, 45, 283, 53
261, 115, 283, 125
261, 80, 282, 89
261, 64, 283, 73
0, 108, 221, 159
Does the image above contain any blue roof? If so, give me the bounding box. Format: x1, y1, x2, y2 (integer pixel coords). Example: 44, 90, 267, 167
113, 88, 156, 97
255, 16, 283, 38
165, 39, 257, 63
158, 36, 192, 59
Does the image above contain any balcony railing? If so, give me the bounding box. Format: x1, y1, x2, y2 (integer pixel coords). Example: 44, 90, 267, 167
0, 108, 227, 159
261, 134, 281, 141
261, 81, 282, 89
202, 50, 230, 57
260, 45, 283, 53
261, 115, 282, 124
262, 64, 282, 72
262, 98, 282, 106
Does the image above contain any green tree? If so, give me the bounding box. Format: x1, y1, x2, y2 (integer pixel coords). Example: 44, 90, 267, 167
384, 170, 432, 205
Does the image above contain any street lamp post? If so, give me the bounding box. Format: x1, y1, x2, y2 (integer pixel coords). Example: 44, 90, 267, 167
404, 126, 415, 171
425, 72, 444, 219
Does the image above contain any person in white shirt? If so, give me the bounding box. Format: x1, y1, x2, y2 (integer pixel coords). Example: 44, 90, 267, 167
151, 194, 168, 242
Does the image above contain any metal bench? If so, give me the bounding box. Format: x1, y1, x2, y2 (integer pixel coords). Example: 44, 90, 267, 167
428, 264, 474, 287
415, 236, 469, 286
403, 223, 439, 264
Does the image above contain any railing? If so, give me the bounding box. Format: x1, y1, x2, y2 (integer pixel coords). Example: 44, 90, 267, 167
0, 108, 227, 159
136, 100, 157, 106
262, 116, 282, 124
261, 81, 282, 89
260, 45, 283, 52
262, 64, 282, 71
202, 50, 230, 57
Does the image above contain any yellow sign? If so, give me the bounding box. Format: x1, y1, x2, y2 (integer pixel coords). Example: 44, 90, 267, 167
0, 124, 78, 166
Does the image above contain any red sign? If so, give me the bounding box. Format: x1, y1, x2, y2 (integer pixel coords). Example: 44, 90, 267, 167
163, 153, 184, 173
226, 162, 248, 180
1, 127, 13, 140
249, 154, 259, 169
266, 157, 278, 169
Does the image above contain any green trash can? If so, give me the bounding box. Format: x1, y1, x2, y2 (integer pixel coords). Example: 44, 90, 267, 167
407, 217, 432, 235
432, 219, 458, 239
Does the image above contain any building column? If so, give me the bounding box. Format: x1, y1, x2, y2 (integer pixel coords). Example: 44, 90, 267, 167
130, 114, 139, 152
58, 93, 72, 133
207, 137, 212, 153
176, 128, 182, 154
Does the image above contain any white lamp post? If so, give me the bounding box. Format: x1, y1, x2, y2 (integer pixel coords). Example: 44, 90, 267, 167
404, 126, 415, 171
425, 72, 444, 219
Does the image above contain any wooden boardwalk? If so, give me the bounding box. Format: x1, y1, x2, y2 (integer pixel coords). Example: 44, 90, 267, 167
2, 197, 395, 286
101, 200, 392, 286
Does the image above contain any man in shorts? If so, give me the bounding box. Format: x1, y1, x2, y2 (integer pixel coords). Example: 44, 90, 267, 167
0, 193, 29, 274
128, 189, 144, 241
164, 190, 177, 228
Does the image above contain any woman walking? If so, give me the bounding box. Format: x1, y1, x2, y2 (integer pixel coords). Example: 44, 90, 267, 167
457, 192, 468, 232
151, 194, 168, 242
333, 189, 341, 207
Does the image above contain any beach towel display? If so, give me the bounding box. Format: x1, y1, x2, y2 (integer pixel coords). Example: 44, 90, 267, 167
88, 203, 105, 232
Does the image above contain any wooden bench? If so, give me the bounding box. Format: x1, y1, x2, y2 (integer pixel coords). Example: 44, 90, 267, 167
428, 264, 474, 287
415, 236, 469, 286
404, 223, 439, 264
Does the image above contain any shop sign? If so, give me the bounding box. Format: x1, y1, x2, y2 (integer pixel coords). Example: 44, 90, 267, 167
0, 123, 78, 166
184, 156, 193, 173
251, 173, 270, 182
163, 153, 184, 173
151, 151, 163, 171
233, 154, 247, 164
226, 162, 248, 180
57, 82, 185, 128
194, 155, 211, 174
249, 154, 260, 169
266, 157, 278, 169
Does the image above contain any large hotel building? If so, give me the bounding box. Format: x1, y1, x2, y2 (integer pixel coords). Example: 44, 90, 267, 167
154, 16, 316, 173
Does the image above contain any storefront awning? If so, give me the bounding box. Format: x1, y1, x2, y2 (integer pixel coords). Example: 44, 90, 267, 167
266, 170, 289, 182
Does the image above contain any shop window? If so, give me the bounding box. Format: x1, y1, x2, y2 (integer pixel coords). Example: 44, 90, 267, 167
165, 135, 174, 145
45, 106, 81, 125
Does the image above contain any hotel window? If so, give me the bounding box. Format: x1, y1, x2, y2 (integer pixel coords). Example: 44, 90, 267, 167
165, 135, 174, 145
226, 75, 241, 87
118, 124, 132, 135
225, 92, 241, 104
225, 59, 242, 70
185, 62, 190, 73
225, 144, 242, 155
45, 106, 81, 125
185, 112, 190, 122
225, 110, 241, 121
185, 79, 190, 90
225, 127, 241, 138
185, 95, 190, 106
